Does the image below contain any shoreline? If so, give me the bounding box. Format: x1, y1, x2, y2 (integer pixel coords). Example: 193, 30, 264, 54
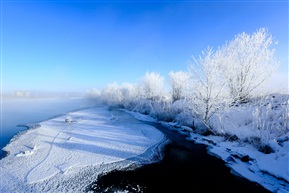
0, 107, 165, 192
90, 119, 270, 193
0, 124, 42, 160
126, 109, 289, 193
1, 97, 95, 159
1, 105, 287, 192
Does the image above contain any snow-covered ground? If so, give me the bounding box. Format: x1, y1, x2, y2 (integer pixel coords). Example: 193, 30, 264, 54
127, 107, 289, 193
188, 133, 289, 193
0, 107, 165, 192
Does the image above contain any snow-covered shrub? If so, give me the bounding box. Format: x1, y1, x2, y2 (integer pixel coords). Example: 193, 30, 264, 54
100, 82, 140, 109
209, 105, 257, 139
252, 94, 289, 145
120, 83, 139, 110
101, 82, 124, 107
138, 72, 165, 101
150, 100, 175, 122
169, 71, 190, 102
209, 94, 289, 149
132, 98, 153, 115
171, 99, 195, 126
174, 110, 195, 127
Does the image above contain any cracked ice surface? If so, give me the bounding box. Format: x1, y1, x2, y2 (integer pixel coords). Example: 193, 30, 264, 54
0, 107, 165, 192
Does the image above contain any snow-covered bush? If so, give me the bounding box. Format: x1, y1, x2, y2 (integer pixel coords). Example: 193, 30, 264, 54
132, 98, 153, 115
210, 94, 289, 149
172, 99, 195, 126
120, 83, 139, 110
150, 100, 175, 121
101, 82, 124, 107
252, 94, 289, 145
210, 105, 257, 139
169, 71, 190, 102
100, 82, 140, 109
138, 72, 165, 101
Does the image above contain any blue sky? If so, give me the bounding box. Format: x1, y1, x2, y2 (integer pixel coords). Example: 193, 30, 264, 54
1, 0, 288, 93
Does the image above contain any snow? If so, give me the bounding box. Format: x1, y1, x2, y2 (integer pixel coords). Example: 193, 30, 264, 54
176, 127, 288, 193
0, 107, 165, 193
125, 94, 289, 193
199, 136, 289, 193
183, 94, 288, 193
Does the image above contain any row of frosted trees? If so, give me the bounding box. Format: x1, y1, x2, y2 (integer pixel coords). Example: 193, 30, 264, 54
90, 28, 288, 148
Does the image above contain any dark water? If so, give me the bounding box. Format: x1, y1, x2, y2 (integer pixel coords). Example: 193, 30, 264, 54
89, 122, 270, 193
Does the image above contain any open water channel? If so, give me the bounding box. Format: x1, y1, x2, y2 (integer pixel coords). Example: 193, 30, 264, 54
89, 115, 271, 193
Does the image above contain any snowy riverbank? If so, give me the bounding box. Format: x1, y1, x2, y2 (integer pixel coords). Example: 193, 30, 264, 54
0, 107, 165, 192
126, 110, 289, 193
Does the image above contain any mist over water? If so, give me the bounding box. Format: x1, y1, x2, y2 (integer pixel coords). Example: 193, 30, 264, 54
1, 97, 95, 158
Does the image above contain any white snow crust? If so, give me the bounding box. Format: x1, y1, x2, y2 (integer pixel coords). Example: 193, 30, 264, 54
0, 107, 165, 193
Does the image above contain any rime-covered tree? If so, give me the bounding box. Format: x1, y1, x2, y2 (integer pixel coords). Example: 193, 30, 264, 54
120, 83, 138, 109
188, 47, 226, 127
138, 72, 164, 101
218, 28, 279, 103
101, 82, 123, 107
169, 71, 190, 102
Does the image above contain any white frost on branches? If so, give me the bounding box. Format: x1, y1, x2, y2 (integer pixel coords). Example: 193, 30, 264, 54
188, 47, 227, 127
219, 28, 279, 103
138, 72, 165, 101
169, 71, 190, 102
94, 28, 285, 147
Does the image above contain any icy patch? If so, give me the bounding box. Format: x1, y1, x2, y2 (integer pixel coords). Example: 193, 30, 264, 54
0, 107, 165, 193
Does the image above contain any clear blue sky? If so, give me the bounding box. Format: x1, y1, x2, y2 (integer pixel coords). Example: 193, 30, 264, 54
1, 0, 288, 93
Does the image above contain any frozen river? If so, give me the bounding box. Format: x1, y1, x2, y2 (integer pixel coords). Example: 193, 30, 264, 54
0, 105, 165, 192
1, 97, 93, 158
1, 97, 287, 192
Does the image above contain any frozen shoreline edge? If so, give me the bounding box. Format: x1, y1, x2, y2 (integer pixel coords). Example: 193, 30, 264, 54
1, 106, 94, 160
0, 107, 166, 192
1, 124, 41, 159
125, 109, 289, 193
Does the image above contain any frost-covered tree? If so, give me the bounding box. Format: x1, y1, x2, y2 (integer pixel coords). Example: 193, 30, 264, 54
100, 82, 139, 108
120, 83, 138, 109
188, 47, 227, 127
169, 71, 190, 102
101, 82, 123, 107
138, 72, 164, 101
218, 28, 279, 103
